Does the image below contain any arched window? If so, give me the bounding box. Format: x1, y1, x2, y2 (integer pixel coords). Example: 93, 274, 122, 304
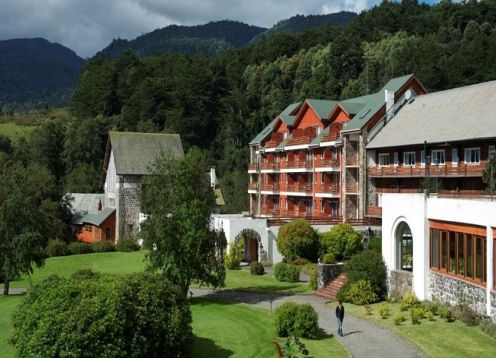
397, 222, 413, 271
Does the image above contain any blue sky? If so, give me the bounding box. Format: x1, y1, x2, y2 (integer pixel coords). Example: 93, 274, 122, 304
0, 0, 438, 58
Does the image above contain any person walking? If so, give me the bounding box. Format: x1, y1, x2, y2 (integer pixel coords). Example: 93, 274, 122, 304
336, 301, 345, 337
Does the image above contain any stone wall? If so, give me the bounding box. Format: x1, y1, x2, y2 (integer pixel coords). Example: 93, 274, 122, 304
389, 270, 413, 298
317, 263, 344, 289
429, 271, 486, 316
118, 175, 142, 240
491, 291, 496, 321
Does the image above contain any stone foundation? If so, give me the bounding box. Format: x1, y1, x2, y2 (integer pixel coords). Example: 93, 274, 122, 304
491, 291, 496, 321
429, 271, 486, 316
389, 270, 413, 298
317, 263, 344, 289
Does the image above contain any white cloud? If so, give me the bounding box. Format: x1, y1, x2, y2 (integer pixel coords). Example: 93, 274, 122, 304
0, 0, 382, 58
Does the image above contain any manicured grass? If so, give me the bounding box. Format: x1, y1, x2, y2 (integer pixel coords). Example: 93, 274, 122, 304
0, 122, 36, 142
345, 301, 496, 358
0, 295, 22, 358
191, 298, 349, 357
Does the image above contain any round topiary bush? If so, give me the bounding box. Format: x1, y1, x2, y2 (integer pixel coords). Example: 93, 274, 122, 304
115, 237, 140, 252
91, 240, 115, 253
345, 250, 388, 299
276, 219, 318, 262
46, 239, 69, 257
67, 241, 93, 255
250, 261, 265, 275
274, 302, 318, 338
11, 272, 192, 357
274, 263, 300, 282
319, 223, 363, 260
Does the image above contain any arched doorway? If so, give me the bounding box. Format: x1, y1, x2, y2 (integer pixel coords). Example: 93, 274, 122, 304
396, 222, 413, 271
234, 229, 263, 262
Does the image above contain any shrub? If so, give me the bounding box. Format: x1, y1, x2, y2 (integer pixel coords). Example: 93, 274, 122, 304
308, 266, 318, 290
46, 239, 69, 257
274, 302, 318, 339
116, 237, 140, 252
274, 263, 300, 283
336, 282, 351, 303
423, 300, 440, 316
67, 241, 93, 255
280, 336, 310, 357
322, 253, 336, 264
277, 220, 319, 262
367, 235, 382, 253
379, 303, 391, 319
91, 240, 114, 253
452, 304, 480, 326
479, 319, 496, 339
425, 311, 434, 321
393, 313, 405, 325
346, 279, 379, 305
290, 257, 310, 266
224, 240, 244, 269
364, 305, 373, 315
319, 223, 363, 260
438, 305, 454, 322
411, 307, 424, 324
345, 250, 388, 299
11, 272, 193, 357
401, 291, 419, 309
250, 261, 265, 275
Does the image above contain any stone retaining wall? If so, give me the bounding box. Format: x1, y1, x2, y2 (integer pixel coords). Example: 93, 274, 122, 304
317, 263, 344, 289
389, 270, 413, 298
491, 291, 496, 321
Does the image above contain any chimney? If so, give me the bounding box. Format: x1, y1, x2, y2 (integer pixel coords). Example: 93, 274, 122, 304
385, 89, 395, 121
210, 167, 216, 188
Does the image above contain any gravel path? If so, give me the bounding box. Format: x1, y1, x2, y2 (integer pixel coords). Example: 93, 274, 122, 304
190, 288, 425, 358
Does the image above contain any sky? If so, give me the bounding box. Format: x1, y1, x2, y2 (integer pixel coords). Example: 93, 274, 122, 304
0, 0, 437, 58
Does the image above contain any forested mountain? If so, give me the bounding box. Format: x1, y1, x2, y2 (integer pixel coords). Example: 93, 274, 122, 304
257, 12, 357, 38
4, 1, 496, 213
96, 21, 266, 58
0, 38, 85, 108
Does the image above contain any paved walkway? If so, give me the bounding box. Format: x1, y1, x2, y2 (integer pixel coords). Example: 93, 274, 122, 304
190, 288, 424, 358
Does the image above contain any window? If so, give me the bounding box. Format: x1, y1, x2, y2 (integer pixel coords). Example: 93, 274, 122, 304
431, 150, 445, 165
452, 148, 458, 167
430, 229, 439, 268
106, 228, 112, 240
464, 147, 480, 164
420, 150, 425, 166
273, 197, 279, 211
378, 153, 390, 166
397, 223, 413, 271
403, 152, 416, 166
283, 131, 288, 139
393, 152, 399, 166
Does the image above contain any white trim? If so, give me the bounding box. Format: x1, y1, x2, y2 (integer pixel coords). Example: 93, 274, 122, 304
280, 191, 311, 197
261, 169, 277, 173
248, 170, 257, 174
284, 144, 310, 150
431, 149, 445, 166
464, 147, 481, 165
315, 167, 340, 172
314, 192, 340, 198
248, 190, 257, 194
403, 151, 416, 166
281, 168, 309, 173
378, 153, 390, 167
265, 148, 277, 153
319, 141, 338, 147
261, 190, 277, 195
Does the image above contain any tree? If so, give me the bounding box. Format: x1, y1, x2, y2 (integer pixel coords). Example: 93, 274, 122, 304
64, 163, 101, 193
482, 152, 496, 194
140, 148, 227, 297
0, 163, 67, 295
319, 223, 363, 260
276, 219, 319, 262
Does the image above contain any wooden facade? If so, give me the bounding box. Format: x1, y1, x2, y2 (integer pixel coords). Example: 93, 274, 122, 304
74, 210, 116, 244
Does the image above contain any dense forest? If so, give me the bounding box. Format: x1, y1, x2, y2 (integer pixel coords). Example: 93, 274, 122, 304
2, 0, 496, 214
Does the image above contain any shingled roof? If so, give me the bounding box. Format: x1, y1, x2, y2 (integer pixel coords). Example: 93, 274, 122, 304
106, 132, 184, 175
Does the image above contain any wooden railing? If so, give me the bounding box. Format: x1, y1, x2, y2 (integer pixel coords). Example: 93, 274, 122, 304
345, 153, 358, 166
267, 216, 381, 226
366, 206, 382, 217
261, 162, 280, 171
248, 163, 259, 171
286, 183, 312, 193
248, 183, 258, 191
346, 182, 358, 193
260, 183, 280, 191
368, 162, 487, 178
316, 184, 340, 193
314, 158, 340, 168
282, 160, 312, 170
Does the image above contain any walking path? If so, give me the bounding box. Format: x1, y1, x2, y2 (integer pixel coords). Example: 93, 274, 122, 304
190, 288, 424, 358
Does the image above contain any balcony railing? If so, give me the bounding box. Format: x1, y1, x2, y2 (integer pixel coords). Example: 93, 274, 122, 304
286, 183, 312, 193
346, 182, 358, 193
366, 206, 382, 217
315, 184, 339, 193
261, 162, 280, 171
368, 162, 487, 178
282, 160, 313, 170
248, 163, 259, 171
315, 158, 340, 168
248, 183, 258, 191
260, 183, 280, 192
345, 153, 358, 166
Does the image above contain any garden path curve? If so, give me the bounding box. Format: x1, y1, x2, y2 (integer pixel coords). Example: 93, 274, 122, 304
190, 288, 425, 358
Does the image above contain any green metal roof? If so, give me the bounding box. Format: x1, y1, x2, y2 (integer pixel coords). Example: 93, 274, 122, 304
342, 74, 414, 132
280, 102, 302, 126
306, 99, 337, 119
249, 118, 277, 145
310, 127, 328, 146
72, 207, 115, 226
338, 101, 366, 115
109, 131, 184, 175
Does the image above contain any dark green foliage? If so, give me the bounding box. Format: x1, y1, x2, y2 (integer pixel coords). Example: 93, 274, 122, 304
250, 261, 265, 275
346, 279, 379, 305
308, 266, 318, 291
274, 263, 300, 283
410, 306, 425, 325
46, 239, 69, 257
319, 223, 363, 260
277, 220, 319, 262
274, 302, 319, 339
479, 319, 496, 339
345, 250, 388, 299
115, 238, 140, 252
367, 236, 382, 254
280, 336, 310, 357
322, 253, 336, 264
379, 303, 391, 319
67, 241, 93, 255
290, 257, 310, 266
423, 300, 440, 316
91, 240, 115, 253
64, 163, 101, 193
336, 282, 351, 303
438, 305, 454, 322
452, 304, 481, 326
10, 272, 193, 357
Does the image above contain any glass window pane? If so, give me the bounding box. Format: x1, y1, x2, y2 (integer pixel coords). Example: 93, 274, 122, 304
449, 231, 456, 273
441, 231, 448, 270
457, 233, 464, 275
466, 234, 473, 278
432, 229, 439, 268
476, 237, 483, 280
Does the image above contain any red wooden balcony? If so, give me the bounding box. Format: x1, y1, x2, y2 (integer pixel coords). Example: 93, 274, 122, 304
248, 163, 259, 171
315, 184, 340, 193
315, 158, 340, 168
248, 183, 258, 191
261, 162, 280, 171
261, 207, 280, 216
286, 183, 312, 193
260, 183, 280, 192
345, 153, 358, 166
346, 182, 358, 193
282, 160, 312, 170
367, 162, 487, 178
366, 206, 382, 217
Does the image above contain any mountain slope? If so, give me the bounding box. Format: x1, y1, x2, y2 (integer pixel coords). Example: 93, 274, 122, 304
0, 38, 85, 108
259, 12, 357, 38
97, 20, 266, 58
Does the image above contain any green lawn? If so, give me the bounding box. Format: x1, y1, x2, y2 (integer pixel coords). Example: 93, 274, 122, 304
0, 295, 22, 358
0, 122, 36, 142
191, 298, 349, 357
345, 301, 496, 358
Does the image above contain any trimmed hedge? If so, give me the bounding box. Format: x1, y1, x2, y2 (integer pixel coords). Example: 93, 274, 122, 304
346, 279, 379, 305
67, 241, 93, 255
345, 250, 387, 299
274, 302, 318, 338
274, 263, 300, 283
116, 238, 140, 252
11, 271, 192, 357
319, 223, 363, 260
92, 240, 115, 253
46, 239, 69, 257
250, 261, 265, 275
